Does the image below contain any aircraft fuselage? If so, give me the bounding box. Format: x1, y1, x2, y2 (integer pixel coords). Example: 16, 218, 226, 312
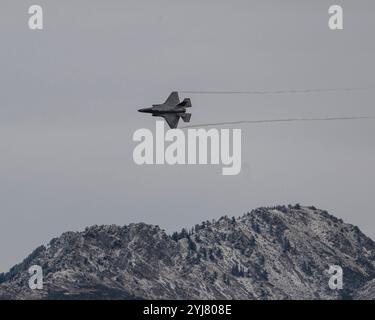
138, 105, 186, 114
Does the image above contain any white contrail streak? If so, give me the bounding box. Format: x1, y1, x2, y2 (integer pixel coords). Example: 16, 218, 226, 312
181, 116, 375, 129
180, 87, 370, 95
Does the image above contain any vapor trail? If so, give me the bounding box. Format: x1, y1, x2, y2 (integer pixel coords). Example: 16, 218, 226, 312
180, 87, 370, 95
181, 116, 375, 129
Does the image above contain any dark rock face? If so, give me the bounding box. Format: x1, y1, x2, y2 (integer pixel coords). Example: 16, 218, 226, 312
1, 205, 375, 300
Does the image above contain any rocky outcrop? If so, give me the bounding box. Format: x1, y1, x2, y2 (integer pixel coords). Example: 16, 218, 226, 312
1, 205, 374, 300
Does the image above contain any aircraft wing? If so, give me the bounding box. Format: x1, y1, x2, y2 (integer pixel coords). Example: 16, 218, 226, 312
161, 114, 180, 129
164, 91, 180, 105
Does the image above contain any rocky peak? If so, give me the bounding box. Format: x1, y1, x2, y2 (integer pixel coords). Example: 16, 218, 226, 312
1, 205, 374, 300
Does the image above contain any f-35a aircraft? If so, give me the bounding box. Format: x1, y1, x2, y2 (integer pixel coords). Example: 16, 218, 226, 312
138, 92, 192, 129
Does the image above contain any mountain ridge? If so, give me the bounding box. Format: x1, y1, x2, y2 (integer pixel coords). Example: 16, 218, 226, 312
1, 205, 375, 300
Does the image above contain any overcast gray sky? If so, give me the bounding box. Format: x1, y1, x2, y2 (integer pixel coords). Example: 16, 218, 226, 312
0, 0, 374, 272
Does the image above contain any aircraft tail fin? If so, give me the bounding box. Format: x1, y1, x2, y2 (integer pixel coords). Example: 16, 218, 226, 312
180, 113, 191, 123
178, 98, 192, 108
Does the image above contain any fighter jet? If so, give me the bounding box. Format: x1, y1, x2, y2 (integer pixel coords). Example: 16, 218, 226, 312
138, 92, 192, 129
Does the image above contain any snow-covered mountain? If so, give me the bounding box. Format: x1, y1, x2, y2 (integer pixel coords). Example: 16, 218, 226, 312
1, 205, 375, 300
